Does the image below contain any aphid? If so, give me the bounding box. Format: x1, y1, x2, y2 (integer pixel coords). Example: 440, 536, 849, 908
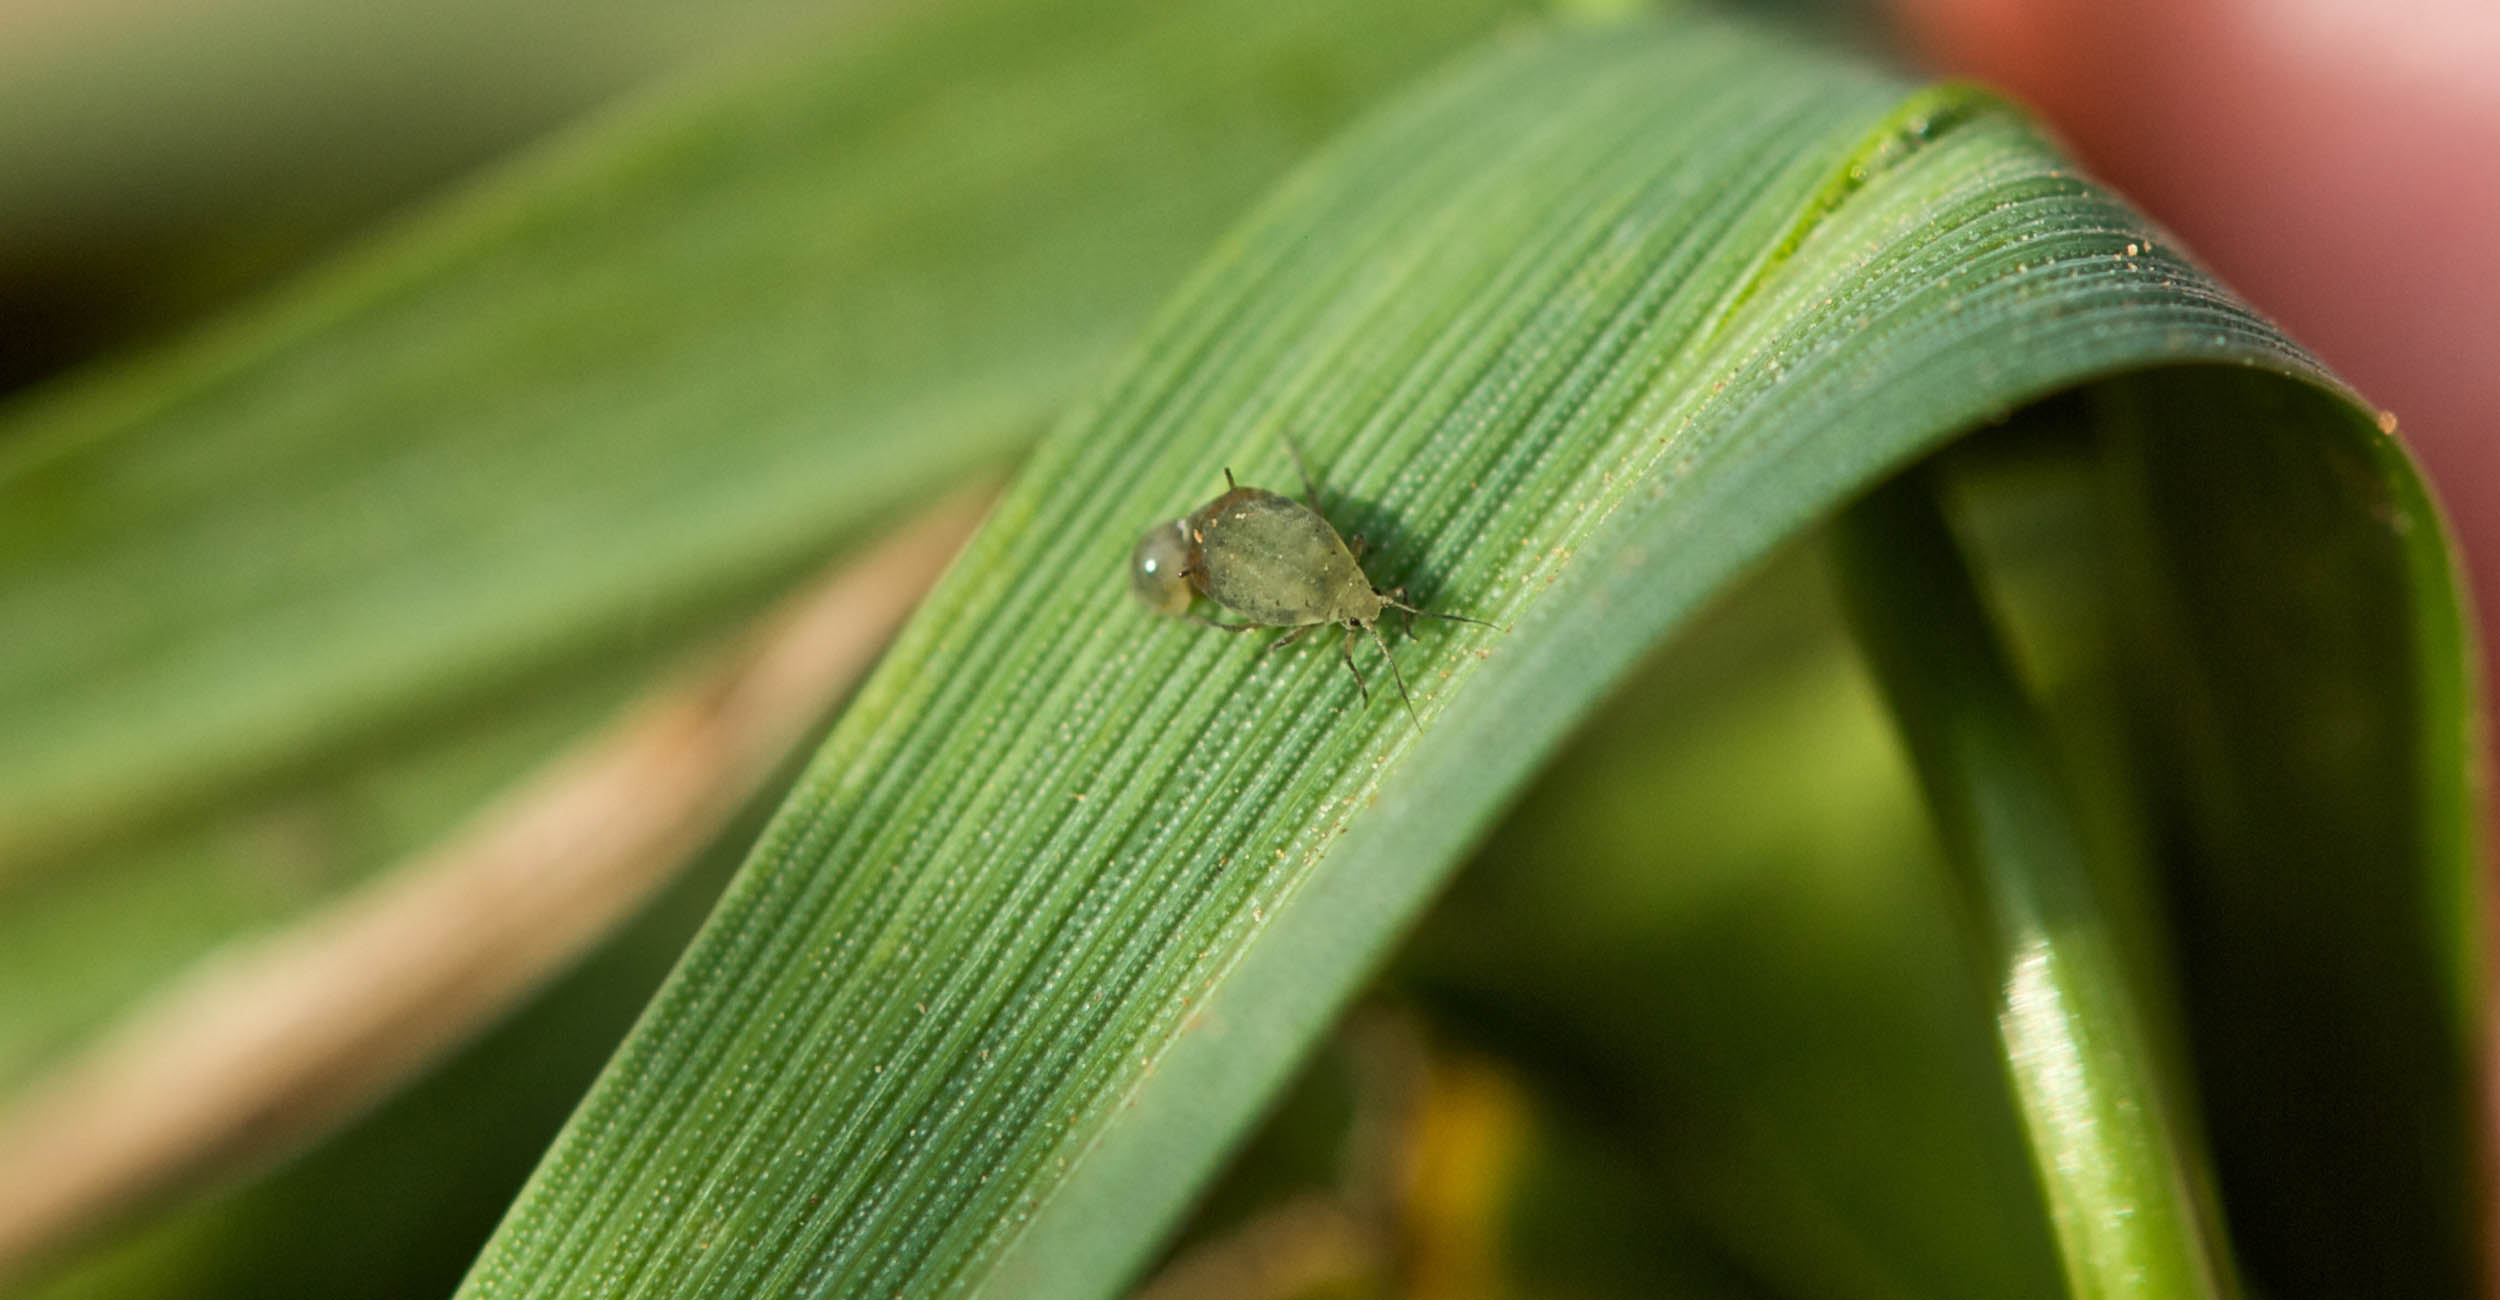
1130, 442, 1492, 726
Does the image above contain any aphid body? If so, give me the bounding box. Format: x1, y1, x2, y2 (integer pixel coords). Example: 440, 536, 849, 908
1185, 484, 1381, 630
1128, 446, 1490, 725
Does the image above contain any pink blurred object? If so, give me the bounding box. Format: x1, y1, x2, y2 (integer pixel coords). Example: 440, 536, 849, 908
1893, 0, 2500, 656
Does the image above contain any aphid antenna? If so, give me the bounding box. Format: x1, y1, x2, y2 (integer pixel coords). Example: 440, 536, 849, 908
1378, 594, 1500, 630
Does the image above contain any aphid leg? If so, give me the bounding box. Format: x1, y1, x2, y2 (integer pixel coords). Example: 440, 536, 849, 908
1366, 622, 1422, 730
1262, 625, 1311, 655
1336, 626, 1370, 705
1281, 435, 1324, 514
1185, 614, 1262, 634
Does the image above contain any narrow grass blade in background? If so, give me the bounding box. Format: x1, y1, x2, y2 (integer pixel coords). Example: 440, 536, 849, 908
1833, 467, 2234, 1298
455, 11, 2477, 1300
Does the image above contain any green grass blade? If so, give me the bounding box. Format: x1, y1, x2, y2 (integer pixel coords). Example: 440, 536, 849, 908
452, 13, 2476, 1300
1831, 464, 2233, 1298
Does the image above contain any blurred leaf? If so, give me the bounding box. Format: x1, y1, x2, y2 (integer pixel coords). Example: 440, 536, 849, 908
0, 640, 665, 1097
0, 0, 1527, 1098
11, 790, 773, 1300
444, 11, 2476, 1300
0, 0, 854, 389
0, 498, 977, 1284
0, 0, 1529, 880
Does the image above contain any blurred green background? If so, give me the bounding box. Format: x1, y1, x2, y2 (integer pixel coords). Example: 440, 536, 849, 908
0, 0, 848, 393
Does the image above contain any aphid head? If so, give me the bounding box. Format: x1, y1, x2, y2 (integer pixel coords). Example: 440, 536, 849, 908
1329, 582, 1385, 629
1127, 517, 1195, 617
